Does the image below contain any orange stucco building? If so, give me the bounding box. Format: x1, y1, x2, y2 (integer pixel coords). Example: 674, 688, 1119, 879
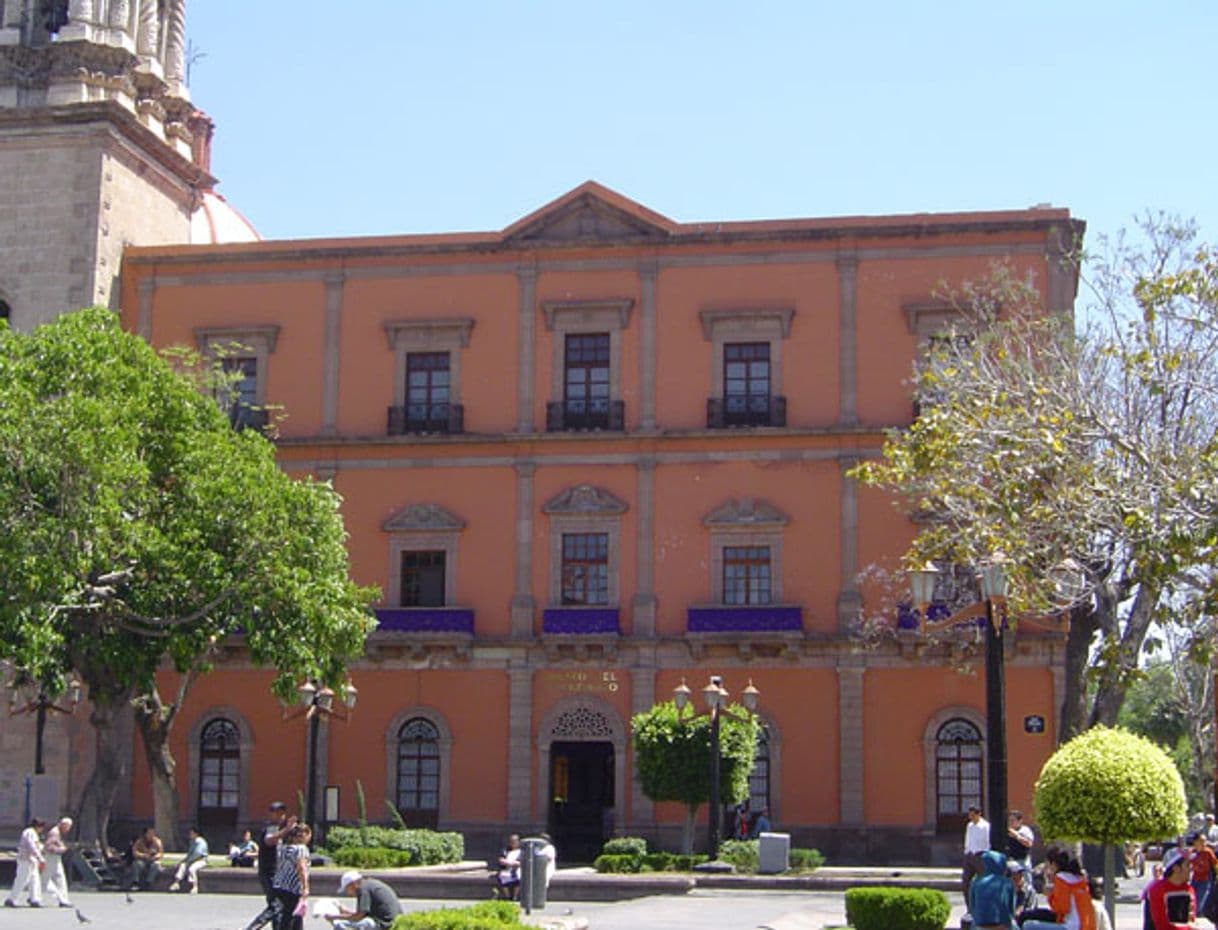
118, 182, 1083, 863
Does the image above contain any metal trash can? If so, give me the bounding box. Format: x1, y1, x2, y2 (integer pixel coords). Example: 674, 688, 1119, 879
519, 837, 549, 912
757, 832, 790, 874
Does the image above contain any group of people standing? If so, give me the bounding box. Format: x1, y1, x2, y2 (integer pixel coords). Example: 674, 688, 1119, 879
241, 801, 400, 930
4, 816, 74, 909
962, 808, 1111, 930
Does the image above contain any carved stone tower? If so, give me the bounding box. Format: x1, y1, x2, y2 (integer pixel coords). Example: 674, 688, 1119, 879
0, 0, 214, 329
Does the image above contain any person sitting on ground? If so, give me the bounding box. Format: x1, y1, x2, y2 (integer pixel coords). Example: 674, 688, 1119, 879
128, 826, 164, 890
1022, 846, 1095, 930
1009, 859, 1038, 925
490, 834, 521, 901
750, 806, 772, 838
168, 826, 209, 894
326, 870, 402, 930
968, 848, 1016, 930
229, 829, 259, 868
1144, 846, 1199, 930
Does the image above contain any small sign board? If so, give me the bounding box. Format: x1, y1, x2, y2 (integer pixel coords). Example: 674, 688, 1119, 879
1023, 714, 1046, 734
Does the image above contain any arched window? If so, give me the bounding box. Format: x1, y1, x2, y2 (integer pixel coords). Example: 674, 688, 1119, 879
935, 718, 983, 832
396, 717, 440, 829
198, 718, 240, 835
748, 724, 771, 812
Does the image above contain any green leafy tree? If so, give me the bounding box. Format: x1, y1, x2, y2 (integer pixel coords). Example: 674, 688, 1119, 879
1035, 725, 1186, 923
631, 700, 759, 854
0, 309, 377, 845
852, 218, 1218, 740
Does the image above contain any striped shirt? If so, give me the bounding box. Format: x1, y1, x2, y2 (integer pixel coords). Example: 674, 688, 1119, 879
272, 843, 309, 894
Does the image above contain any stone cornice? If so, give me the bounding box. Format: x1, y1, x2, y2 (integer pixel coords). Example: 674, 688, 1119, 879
0, 100, 213, 190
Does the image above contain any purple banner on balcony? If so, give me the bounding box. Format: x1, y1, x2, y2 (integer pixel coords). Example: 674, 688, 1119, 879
375, 608, 474, 634
897, 602, 954, 630
687, 606, 802, 632
542, 608, 620, 634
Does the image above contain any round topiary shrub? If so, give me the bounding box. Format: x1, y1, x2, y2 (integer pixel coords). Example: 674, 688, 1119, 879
1034, 725, 1186, 844
844, 887, 950, 930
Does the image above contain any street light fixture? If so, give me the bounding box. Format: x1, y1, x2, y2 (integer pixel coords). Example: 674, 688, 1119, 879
908, 556, 1009, 842
673, 674, 761, 861
287, 678, 357, 841
6, 673, 83, 775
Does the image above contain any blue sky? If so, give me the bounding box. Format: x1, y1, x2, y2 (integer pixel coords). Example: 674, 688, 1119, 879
189, 2, 1217, 249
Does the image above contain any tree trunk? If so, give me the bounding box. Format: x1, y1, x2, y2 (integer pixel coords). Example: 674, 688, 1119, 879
134, 688, 182, 851
1089, 583, 1159, 728
1102, 844, 1116, 930
1059, 603, 1099, 741
681, 804, 698, 855
74, 684, 136, 848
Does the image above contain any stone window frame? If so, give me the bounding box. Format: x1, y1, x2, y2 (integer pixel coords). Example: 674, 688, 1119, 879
535, 696, 627, 837
921, 706, 987, 830
542, 485, 628, 609
703, 498, 789, 604
383, 318, 474, 408
748, 713, 783, 825
194, 325, 280, 407
186, 707, 254, 827
542, 299, 633, 408
699, 308, 794, 400
382, 504, 466, 608
383, 706, 453, 827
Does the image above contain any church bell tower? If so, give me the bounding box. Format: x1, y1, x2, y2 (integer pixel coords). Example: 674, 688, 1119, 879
0, 0, 214, 329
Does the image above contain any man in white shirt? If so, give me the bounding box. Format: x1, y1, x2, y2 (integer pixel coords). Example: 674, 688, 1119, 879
1006, 810, 1035, 867
962, 805, 991, 907
4, 818, 45, 908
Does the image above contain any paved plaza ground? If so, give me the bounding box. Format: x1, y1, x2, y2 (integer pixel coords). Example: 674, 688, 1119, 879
0, 886, 1158, 930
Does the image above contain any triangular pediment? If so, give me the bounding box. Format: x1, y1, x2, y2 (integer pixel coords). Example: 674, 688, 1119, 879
503, 181, 676, 246
542, 484, 629, 516
382, 503, 466, 532
703, 498, 789, 527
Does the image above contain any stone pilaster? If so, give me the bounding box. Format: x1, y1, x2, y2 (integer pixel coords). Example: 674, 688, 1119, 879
320, 272, 344, 437
515, 265, 537, 433
637, 261, 658, 431
837, 252, 859, 426
1046, 225, 1078, 317
632, 456, 657, 637
836, 455, 862, 632
629, 663, 656, 825
837, 662, 865, 825
507, 663, 533, 821
510, 461, 536, 636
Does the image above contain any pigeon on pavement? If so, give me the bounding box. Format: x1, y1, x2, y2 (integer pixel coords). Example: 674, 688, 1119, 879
75, 907, 91, 923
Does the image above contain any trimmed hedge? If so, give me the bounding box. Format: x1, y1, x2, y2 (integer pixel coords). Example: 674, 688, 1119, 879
600, 836, 648, 856
844, 887, 950, 930
329, 846, 417, 869
392, 901, 526, 930
719, 839, 758, 872
324, 826, 464, 866
593, 851, 708, 873
788, 847, 825, 872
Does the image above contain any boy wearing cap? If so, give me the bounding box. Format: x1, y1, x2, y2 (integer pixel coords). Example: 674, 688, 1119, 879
1144, 846, 1198, 930
327, 870, 402, 930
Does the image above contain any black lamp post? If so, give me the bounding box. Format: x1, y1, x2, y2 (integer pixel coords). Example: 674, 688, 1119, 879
673, 674, 760, 860
7, 675, 82, 775
293, 679, 357, 841
910, 558, 1009, 843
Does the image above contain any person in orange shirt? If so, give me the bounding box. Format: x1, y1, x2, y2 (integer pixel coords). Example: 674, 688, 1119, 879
1023, 846, 1095, 930
1189, 833, 1217, 914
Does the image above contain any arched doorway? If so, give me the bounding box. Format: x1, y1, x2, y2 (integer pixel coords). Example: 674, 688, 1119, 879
538, 700, 626, 864
197, 718, 240, 841
933, 717, 983, 834
395, 717, 440, 829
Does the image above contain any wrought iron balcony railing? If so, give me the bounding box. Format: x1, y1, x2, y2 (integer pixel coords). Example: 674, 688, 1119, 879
545, 399, 625, 432
387, 403, 464, 436
706, 395, 786, 428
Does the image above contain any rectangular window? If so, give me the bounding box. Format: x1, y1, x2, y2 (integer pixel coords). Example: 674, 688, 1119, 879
723, 342, 771, 425
400, 550, 446, 607
222, 356, 258, 408
723, 545, 772, 605
563, 333, 611, 427
405, 352, 451, 429
561, 533, 609, 605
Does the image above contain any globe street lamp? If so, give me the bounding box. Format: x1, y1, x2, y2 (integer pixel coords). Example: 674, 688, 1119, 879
909, 557, 1009, 842
288, 679, 357, 842
673, 674, 760, 860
